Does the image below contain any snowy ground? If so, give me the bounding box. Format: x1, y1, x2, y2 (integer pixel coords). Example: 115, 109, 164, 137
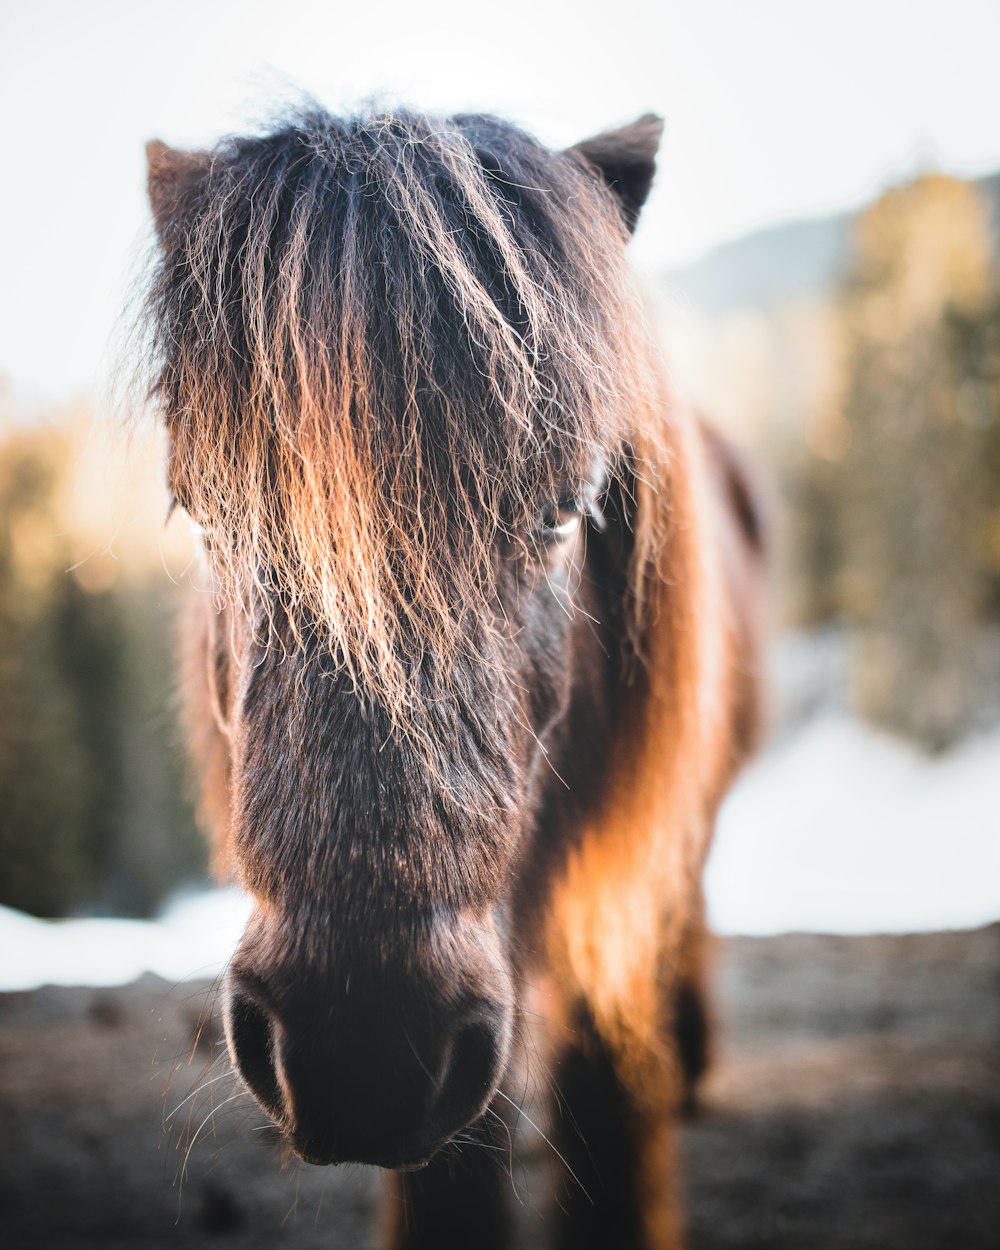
0, 888, 250, 993
2, 710, 997, 992
708, 710, 1000, 936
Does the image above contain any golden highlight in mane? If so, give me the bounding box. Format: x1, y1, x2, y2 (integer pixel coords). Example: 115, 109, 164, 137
545, 411, 740, 1088
143, 109, 665, 740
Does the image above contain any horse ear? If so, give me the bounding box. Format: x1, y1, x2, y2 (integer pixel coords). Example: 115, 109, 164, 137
566, 114, 664, 234
146, 140, 211, 236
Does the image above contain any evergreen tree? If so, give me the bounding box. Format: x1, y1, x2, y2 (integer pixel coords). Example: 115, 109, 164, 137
0, 415, 207, 917
830, 174, 1000, 747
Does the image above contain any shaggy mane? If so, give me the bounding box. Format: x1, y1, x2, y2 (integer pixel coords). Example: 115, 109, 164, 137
143, 108, 664, 732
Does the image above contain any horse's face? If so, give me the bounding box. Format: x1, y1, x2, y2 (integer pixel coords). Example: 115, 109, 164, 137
148, 108, 660, 1167
202, 484, 609, 1167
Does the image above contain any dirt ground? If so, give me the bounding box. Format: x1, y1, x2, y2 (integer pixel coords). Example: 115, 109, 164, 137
1, 927, 997, 1249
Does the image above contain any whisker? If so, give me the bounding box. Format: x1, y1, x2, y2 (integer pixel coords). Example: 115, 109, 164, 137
164, 1068, 237, 1125
485, 1106, 524, 1204
493, 1088, 592, 1205
177, 1090, 249, 1199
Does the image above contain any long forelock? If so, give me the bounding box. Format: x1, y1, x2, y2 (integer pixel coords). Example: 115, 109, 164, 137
146, 107, 662, 735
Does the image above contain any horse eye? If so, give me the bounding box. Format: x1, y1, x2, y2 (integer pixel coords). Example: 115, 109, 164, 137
538, 501, 583, 541
175, 499, 211, 542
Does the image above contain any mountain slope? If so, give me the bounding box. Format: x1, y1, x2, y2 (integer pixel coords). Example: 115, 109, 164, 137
665, 171, 1000, 316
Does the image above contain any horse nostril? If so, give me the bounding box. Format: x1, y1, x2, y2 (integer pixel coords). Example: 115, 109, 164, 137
430, 1011, 506, 1139
225, 984, 284, 1123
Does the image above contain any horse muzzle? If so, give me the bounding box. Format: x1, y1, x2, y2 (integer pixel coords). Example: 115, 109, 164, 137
223, 909, 514, 1169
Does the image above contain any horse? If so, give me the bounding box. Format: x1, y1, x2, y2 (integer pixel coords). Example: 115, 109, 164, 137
141, 106, 764, 1249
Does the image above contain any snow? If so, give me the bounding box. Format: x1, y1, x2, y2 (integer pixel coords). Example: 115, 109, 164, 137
1, 712, 997, 991
708, 712, 1000, 935
0, 888, 251, 993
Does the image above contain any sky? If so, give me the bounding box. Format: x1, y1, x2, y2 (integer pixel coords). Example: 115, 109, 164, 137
1, 0, 998, 404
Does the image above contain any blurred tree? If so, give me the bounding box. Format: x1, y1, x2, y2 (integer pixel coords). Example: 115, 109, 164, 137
0, 427, 94, 914
0, 415, 207, 918
824, 175, 1000, 747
